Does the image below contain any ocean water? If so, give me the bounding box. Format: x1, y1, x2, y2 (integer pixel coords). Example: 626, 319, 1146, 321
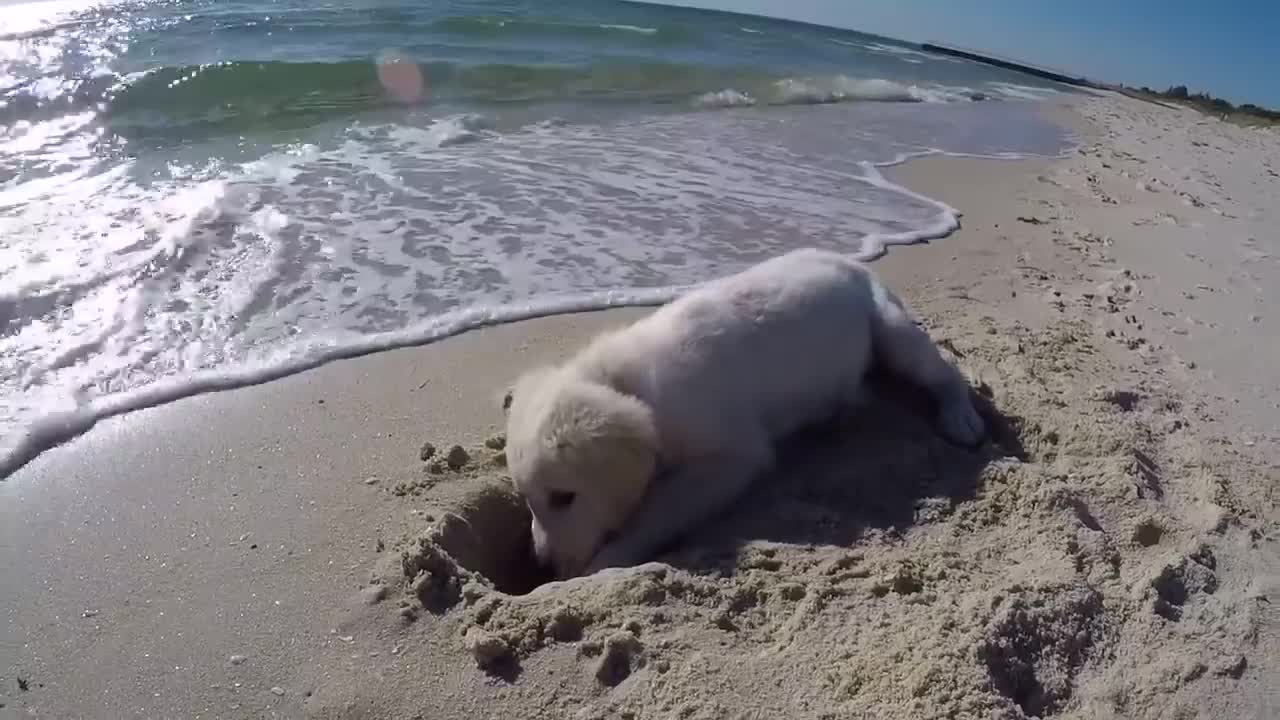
0, 0, 1075, 477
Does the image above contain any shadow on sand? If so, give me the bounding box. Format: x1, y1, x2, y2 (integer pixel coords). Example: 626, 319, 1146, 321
652, 369, 1027, 574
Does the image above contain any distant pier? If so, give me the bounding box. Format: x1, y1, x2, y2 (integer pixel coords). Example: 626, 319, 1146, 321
919, 43, 1094, 88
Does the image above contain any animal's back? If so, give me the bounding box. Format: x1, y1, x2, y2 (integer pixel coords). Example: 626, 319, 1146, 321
634, 249, 878, 446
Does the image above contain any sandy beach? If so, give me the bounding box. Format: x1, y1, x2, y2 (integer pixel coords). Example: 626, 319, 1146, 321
3, 91, 1278, 719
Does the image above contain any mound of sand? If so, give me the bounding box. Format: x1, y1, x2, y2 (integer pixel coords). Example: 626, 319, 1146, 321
297, 313, 1268, 720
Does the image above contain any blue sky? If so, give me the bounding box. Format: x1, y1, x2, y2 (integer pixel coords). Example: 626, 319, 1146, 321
658, 0, 1280, 108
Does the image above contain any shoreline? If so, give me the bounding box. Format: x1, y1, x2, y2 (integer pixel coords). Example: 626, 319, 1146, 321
0, 101, 1072, 483
4, 93, 1278, 719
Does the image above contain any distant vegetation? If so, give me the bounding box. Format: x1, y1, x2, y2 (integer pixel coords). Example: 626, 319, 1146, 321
1122, 84, 1280, 125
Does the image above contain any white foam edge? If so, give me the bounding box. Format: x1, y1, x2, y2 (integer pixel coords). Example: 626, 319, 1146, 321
0, 287, 686, 480
0, 144, 1074, 480
597, 24, 658, 34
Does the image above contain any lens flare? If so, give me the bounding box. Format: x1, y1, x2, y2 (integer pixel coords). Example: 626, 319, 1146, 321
376, 50, 425, 104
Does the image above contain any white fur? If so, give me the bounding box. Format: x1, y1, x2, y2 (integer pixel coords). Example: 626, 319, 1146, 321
505, 248, 984, 579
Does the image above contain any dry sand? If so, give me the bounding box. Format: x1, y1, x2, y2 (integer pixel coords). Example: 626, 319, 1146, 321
3, 92, 1278, 719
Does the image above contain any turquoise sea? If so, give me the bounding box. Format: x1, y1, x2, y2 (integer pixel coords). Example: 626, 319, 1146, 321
0, 0, 1076, 476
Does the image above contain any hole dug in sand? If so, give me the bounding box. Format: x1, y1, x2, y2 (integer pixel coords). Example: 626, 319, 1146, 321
400, 480, 551, 607
397, 476, 657, 682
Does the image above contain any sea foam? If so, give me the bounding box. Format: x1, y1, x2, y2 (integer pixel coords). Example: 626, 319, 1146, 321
0, 100, 1075, 479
